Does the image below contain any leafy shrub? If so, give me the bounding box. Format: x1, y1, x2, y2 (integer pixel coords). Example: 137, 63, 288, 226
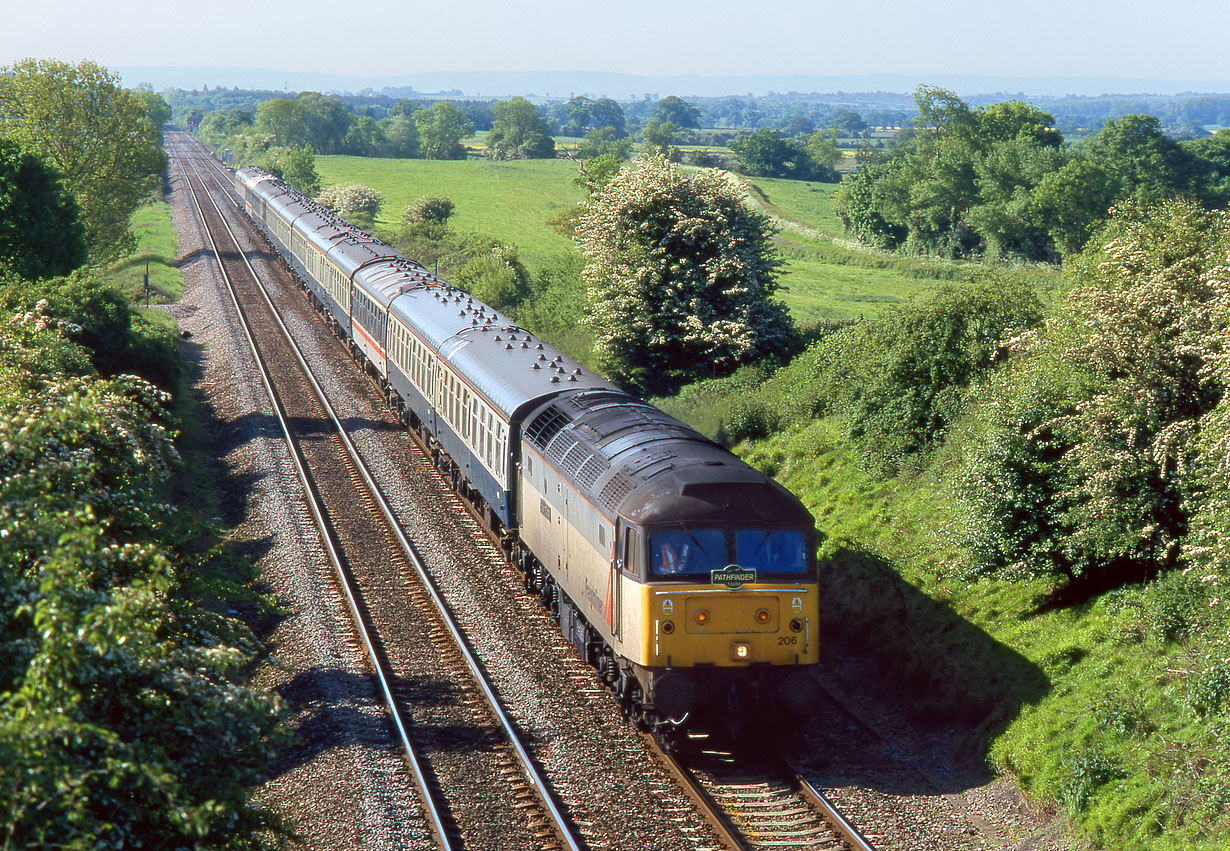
1190, 664, 1230, 718
954, 200, 1230, 586
718, 398, 783, 444
402, 194, 455, 227
258, 144, 319, 196
817, 277, 1043, 475
316, 182, 383, 226
0, 305, 284, 848
0, 268, 181, 390
1061, 746, 1122, 813
1093, 693, 1150, 736
575, 154, 792, 396
452, 244, 530, 313
683, 149, 727, 168
1144, 577, 1208, 643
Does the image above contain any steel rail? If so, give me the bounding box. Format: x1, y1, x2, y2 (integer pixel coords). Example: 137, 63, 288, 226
789, 761, 879, 851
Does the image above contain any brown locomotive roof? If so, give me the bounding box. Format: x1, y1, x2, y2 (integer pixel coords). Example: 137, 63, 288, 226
522, 389, 813, 529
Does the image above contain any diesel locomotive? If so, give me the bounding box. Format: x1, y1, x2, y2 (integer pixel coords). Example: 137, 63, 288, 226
231, 165, 821, 737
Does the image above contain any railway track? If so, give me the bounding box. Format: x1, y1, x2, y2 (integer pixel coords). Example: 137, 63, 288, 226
171, 135, 583, 851
651, 731, 878, 851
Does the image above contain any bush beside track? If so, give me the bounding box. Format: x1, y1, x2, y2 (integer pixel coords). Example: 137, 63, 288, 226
0, 198, 286, 849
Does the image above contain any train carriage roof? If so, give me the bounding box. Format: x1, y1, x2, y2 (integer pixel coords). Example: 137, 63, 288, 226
353, 257, 436, 309
238, 167, 618, 421
235, 167, 281, 194
388, 285, 619, 419
263, 187, 312, 227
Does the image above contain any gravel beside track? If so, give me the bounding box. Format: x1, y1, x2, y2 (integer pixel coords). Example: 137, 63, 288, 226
167, 159, 433, 850
164, 137, 1074, 851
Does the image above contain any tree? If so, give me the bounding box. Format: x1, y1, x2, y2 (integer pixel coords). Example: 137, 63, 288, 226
651, 95, 701, 129
0, 140, 86, 279
255, 97, 310, 147
0, 59, 166, 260
132, 87, 172, 145
783, 114, 816, 137
730, 128, 834, 180
486, 97, 555, 159
1030, 157, 1117, 256
1183, 129, 1230, 208
414, 101, 472, 160
833, 156, 911, 248
803, 131, 843, 176
912, 84, 977, 143
642, 119, 680, 161
342, 115, 379, 157
378, 113, 420, 158
316, 183, 383, 228
296, 91, 351, 154
1084, 114, 1193, 202
578, 126, 633, 160
834, 87, 1093, 261
261, 144, 320, 196
590, 98, 627, 137
826, 109, 867, 135
575, 155, 792, 394
556, 96, 594, 136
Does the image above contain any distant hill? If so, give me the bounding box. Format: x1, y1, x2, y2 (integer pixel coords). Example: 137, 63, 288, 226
117, 66, 1230, 100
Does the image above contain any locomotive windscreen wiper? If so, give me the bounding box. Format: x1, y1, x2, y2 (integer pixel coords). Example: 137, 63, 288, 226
683, 525, 709, 553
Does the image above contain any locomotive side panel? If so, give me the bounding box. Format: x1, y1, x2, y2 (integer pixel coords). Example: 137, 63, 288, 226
519, 446, 645, 663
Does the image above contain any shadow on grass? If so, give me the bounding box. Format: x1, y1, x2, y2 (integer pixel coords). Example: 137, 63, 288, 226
818, 545, 1049, 787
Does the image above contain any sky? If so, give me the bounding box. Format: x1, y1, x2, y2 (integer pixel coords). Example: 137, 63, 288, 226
4, 0, 1230, 86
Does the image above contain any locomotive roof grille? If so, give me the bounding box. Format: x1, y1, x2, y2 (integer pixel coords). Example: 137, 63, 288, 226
525, 404, 572, 450
575, 454, 610, 490
598, 473, 635, 511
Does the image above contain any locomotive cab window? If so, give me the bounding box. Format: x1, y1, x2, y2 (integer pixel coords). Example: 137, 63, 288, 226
621, 526, 641, 579
648, 527, 813, 580
734, 529, 809, 575
650, 528, 727, 578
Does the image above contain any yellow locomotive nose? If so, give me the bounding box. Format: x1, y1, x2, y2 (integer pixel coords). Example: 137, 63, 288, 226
684, 596, 778, 633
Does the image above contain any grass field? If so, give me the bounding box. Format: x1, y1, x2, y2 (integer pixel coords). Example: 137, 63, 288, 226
739, 176, 1059, 321
108, 200, 185, 306
316, 156, 584, 270
316, 156, 1060, 325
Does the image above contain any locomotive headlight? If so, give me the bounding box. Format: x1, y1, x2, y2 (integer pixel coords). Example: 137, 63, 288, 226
732, 642, 751, 661
755, 608, 770, 624
789, 618, 804, 633
661, 620, 675, 634
694, 609, 709, 626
